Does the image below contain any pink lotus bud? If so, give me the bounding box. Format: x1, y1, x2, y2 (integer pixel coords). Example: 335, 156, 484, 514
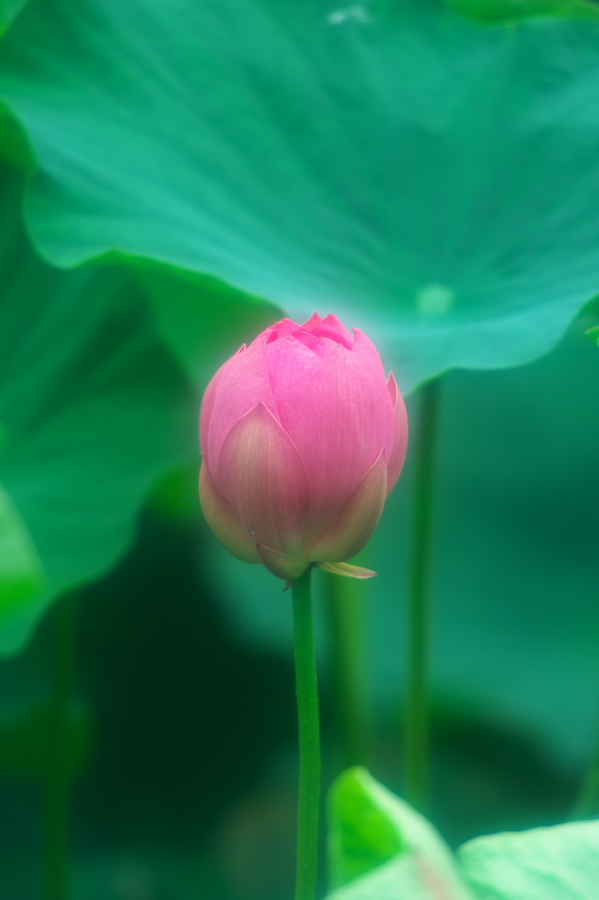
199, 313, 408, 583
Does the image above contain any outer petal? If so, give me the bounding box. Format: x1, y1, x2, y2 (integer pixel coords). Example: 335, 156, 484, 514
199, 464, 260, 563
217, 402, 309, 556
200, 338, 277, 480
308, 452, 387, 561
256, 543, 309, 582
265, 334, 328, 407
351, 328, 386, 377
386, 372, 409, 496
277, 345, 395, 542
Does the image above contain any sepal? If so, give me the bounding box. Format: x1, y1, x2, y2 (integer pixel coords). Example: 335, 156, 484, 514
316, 561, 377, 579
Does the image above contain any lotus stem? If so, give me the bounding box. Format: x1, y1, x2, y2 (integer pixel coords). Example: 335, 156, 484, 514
292, 566, 320, 900
405, 378, 441, 811
46, 592, 78, 900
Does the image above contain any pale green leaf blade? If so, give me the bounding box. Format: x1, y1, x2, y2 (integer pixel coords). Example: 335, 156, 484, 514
458, 820, 599, 900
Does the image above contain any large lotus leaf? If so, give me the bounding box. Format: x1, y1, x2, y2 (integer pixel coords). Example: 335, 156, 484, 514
0, 100, 33, 169
0, 168, 194, 654
132, 259, 279, 385
1, 3, 599, 389
0, 0, 27, 35
458, 820, 599, 899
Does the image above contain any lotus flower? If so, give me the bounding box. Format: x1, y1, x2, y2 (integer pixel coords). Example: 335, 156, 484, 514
199, 313, 408, 583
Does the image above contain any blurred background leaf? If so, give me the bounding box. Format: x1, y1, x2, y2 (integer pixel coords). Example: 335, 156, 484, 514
1, 1, 599, 389
0, 0, 27, 35
446, 0, 599, 24
0, 483, 46, 623
132, 259, 279, 386
0, 700, 91, 782
0, 163, 195, 653
586, 325, 599, 346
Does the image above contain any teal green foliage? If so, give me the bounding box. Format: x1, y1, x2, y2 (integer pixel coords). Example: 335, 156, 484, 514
2, 1, 599, 388
0, 165, 194, 653
0, 0, 27, 34
0, 1, 598, 893
0, 483, 46, 628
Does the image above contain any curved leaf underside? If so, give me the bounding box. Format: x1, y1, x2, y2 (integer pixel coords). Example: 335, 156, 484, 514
1, 0, 599, 389
0, 168, 193, 654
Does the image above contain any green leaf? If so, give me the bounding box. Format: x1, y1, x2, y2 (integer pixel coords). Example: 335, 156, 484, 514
585, 324, 599, 346
2, 2, 599, 389
0, 100, 33, 169
327, 767, 474, 898
0, 482, 46, 621
458, 819, 599, 899
132, 259, 280, 386
0, 165, 194, 653
0, 0, 27, 35
446, 0, 599, 24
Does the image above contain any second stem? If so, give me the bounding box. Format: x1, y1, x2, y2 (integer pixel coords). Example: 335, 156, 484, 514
404, 378, 441, 811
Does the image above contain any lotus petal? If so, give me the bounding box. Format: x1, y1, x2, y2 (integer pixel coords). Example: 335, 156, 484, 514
308, 452, 387, 562
218, 402, 309, 556
199, 464, 260, 563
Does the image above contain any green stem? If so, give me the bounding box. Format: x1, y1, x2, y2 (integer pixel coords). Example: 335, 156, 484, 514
292, 566, 320, 900
46, 592, 78, 900
571, 743, 599, 820
323, 569, 369, 768
404, 379, 441, 811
